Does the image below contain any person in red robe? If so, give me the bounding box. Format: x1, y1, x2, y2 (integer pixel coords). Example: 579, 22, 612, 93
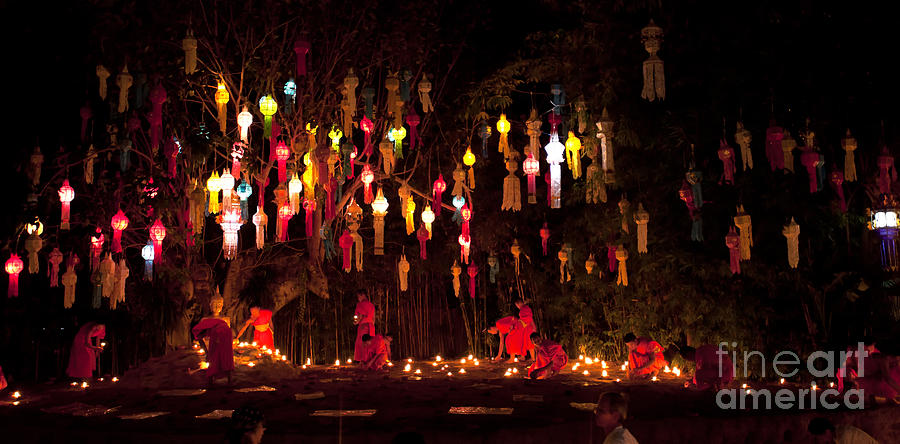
487, 316, 523, 361
362, 334, 393, 370
679, 344, 734, 390
66, 322, 106, 380
527, 333, 568, 379
624, 332, 667, 379
515, 299, 537, 362
354, 290, 376, 362
192, 317, 235, 386
237, 307, 275, 350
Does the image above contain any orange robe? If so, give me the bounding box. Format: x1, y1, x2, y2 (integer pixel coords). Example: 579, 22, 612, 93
354, 300, 376, 361
527, 339, 567, 379
192, 318, 235, 380
629, 337, 667, 377
66, 323, 105, 379
252, 309, 275, 350
693, 344, 733, 389
364, 335, 391, 370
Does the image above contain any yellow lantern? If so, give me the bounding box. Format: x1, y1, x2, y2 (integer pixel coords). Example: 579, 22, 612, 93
463, 146, 476, 189
497, 114, 511, 158
214, 82, 229, 134
565, 131, 582, 179
421, 205, 435, 239
372, 188, 389, 255
206, 171, 222, 214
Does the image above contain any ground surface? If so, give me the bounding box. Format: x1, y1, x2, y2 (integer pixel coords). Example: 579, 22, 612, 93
1, 346, 898, 443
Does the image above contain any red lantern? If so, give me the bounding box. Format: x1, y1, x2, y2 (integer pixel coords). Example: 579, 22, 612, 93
276, 141, 290, 183
458, 233, 471, 264
6, 255, 24, 297
467, 262, 478, 299
58, 180, 75, 230
432, 174, 447, 216
360, 116, 374, 157
539, 222, 550, 255
278, 201, 292, 242
111, 210, 129, 253
361, 165, 375, 204
523, 154, 539, 204
149, 219, 166, 263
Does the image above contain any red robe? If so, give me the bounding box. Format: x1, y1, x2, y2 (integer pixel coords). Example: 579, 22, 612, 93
252, 309, 275, 350
693, 344, 733, 389
66, 323, 105, 379
527, 339, 568, 379
354, 300, 376, 361
192, 318, 235, 380
629, 337, 667, 377
364, 334, 391, 370
496, 316, 524, 356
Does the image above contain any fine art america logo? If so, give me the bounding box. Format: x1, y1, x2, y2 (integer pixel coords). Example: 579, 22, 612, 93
715, 342, 867, 410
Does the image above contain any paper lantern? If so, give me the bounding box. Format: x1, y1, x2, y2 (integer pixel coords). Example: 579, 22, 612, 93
640, 20, 665, 101
452, 195, 465, 224
389, 126, 407, 159
634, 203, 649, 254
237, 106, 253, 142
422, 205, 435, 239
733, 205, 752, 261
259, 95, 278, 138
523, 153, 539, 205
406, 110, 420, 151
380, 140, 395, 175
417, 223, 429, 260
361, 165, 375, 204
782, 218, 800, 269
596, 109, 615, 184
219, 169, 236, 210
96, 65, 110, 99
236, 180, 252, 221
206, 171, 221, 214
451, 261, 462, 297
544, 135, 565, 208
735, 122, 753, 170
418, 75, 433, 113
372, 188, 389, 255
565, 132, 582, 179
432, 174, 446, 216
360, 116, 374, 156
284, 79, 296, 115
116, 65, 132, 113
539, 223, 550, 255
398, 254, 410, 292
149, 219, 166, 263
214, 82, 229, 133
252, 206, 267, 249
6, 255, 23, 297
726, 227, 741, 275
467, 262, 478, 298
502, 159, 522, 211
48, 248, 63, 287
278, 201, 292, 242
463, 146, 476, 190
293, 40, 310, 77
141, 242, 154, 281
182, 30, 197, 74
497, 114, 511, 158
615, 246, 628, 286
405, 195, 416, 235
90, 227, 105, 271
221, 203, 241, 260
842, 129, 858, 182
110, 210, 129, 253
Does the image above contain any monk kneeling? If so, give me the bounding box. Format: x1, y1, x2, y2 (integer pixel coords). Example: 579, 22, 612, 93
624, 333, 667, 379
527, 333, 568, 380
362, 334, 393, 371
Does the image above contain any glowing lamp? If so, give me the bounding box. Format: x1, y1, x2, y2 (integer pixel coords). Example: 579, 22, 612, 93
544, 134, 565, 208
110, 210, 129, 253
141, 242, 154, 281
276, 140, 290, 183
259, 95, 278, 138
497, 114, 511, 158
214, 82, 229, 133
523, 154, 539, 204
236, 181, 252, 221
5, 254, 24, 297
372, 188, 389, 255
360, 165, 375, 204
288, 173, 303, 215
565, 131, 582, 179
58, 180, 75, 230
237, 106, 253, 142
206, 171, 222, 214
463, 146, 476, 189
422, 205, 435, 239
432, 174, 446, 216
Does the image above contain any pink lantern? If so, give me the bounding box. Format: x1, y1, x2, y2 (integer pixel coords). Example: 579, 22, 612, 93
539, 223, 550, 256
417, 223, 429, 260
149, 219, 166, 263
432, 174, 447, 216
58, 180, 75, 230
111, 210, 129, 253
467, 262, 478, 299
5, 255, 24, 297
361, 165, 375, 204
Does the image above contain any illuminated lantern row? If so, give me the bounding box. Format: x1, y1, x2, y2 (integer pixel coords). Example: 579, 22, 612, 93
6, 255, 23, 297
372, 188, 389, 255
24, 219, 43, 274
735, 122, 753, 171
111, 210, 129, 253
544, 134, 564, 209
640, 20, 665, 101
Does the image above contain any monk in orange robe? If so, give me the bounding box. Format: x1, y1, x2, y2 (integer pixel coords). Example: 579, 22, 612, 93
192, 317, 235, 386
354, 290, 376, 362
487, 316, 522, 361
237, 307, 275, 350
680, 344, 733, 390
514, 299, 537, 362
362, 334, 392, 370
624, 332, 668, 379
527, 333, 568, 379
66, 322, 106, 380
